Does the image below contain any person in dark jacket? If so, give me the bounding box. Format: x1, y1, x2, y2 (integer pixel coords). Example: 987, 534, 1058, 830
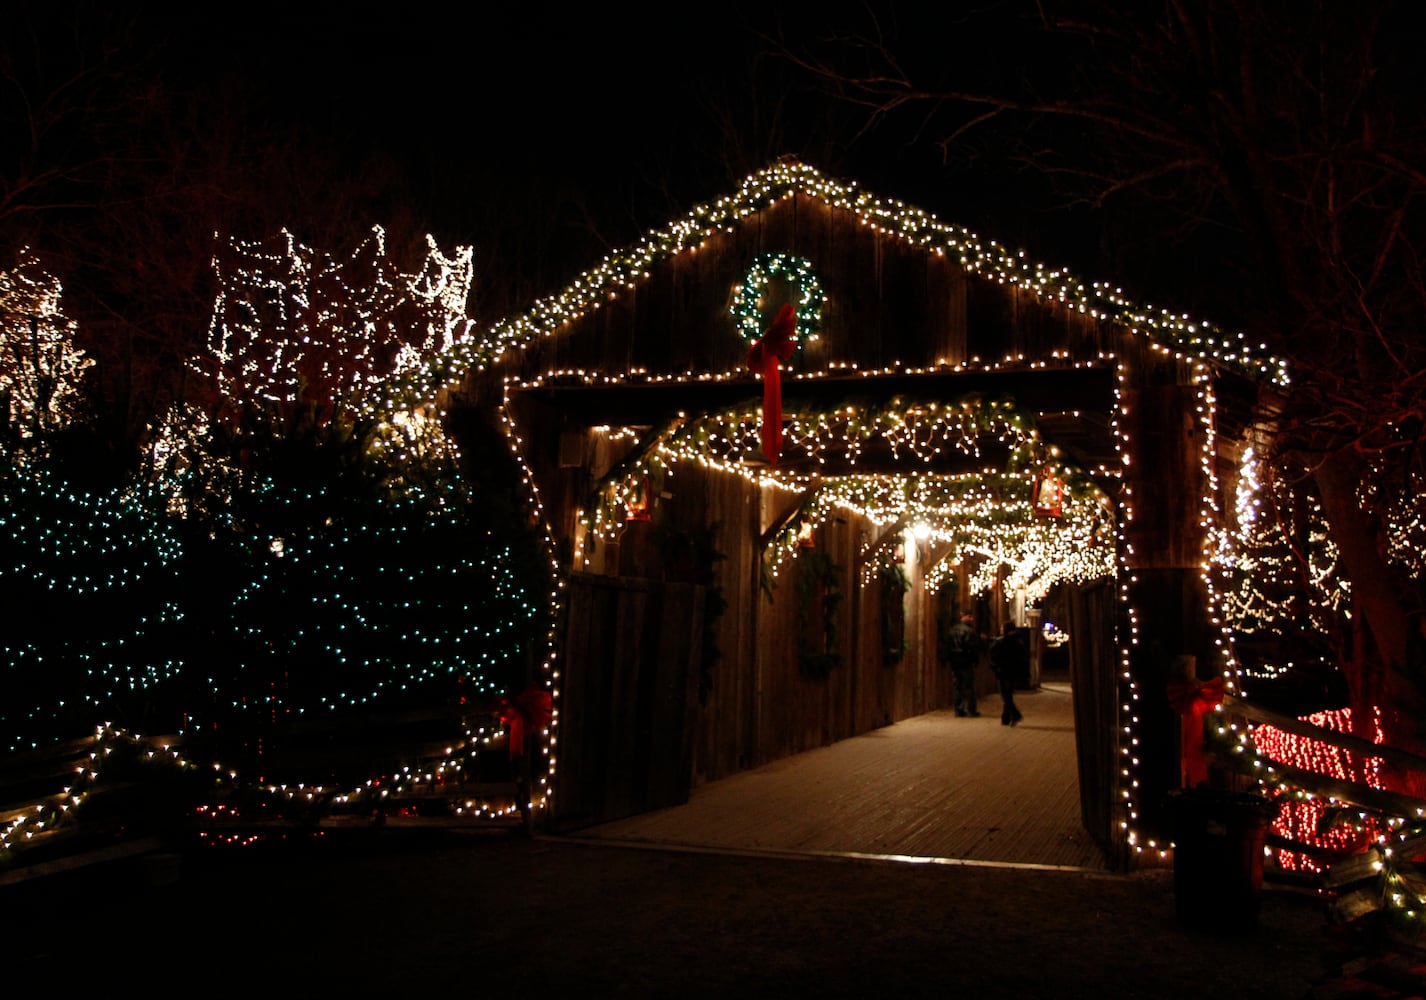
990, 623, 1028, 726
941, 613, 983, 717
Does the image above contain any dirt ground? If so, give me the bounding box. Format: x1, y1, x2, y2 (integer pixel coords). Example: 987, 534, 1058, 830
8, 826, 1355, 997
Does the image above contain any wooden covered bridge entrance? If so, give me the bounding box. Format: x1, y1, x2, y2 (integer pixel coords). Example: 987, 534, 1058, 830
447, 160, 1279, 872
517, 366, 1122, 869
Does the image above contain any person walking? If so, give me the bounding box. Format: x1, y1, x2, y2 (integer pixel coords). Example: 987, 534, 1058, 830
990, 622, 1028, 726
941, 612, 983, 717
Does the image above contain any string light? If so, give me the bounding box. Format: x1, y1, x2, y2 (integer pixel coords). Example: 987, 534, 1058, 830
382, 160, 1290, 410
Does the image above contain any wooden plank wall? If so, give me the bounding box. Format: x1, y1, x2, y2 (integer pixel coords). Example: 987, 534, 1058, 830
654, 460, 977, 789
552, 574, 704, 831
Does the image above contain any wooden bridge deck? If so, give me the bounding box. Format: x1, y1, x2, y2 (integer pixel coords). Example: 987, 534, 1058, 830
573, 680, 1109, 870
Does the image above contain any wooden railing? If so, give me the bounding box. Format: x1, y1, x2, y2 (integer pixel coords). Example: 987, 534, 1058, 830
1223, 694, 1426, 922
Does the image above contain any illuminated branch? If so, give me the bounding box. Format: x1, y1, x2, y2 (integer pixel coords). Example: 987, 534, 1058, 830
0, 249, 92, 443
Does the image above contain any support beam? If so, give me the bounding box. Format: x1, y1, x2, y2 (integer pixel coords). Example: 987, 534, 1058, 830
855, 515, 910, 571
1224, 695, 1426, 775
758, 487, 819, 550
584, 417, 683, 515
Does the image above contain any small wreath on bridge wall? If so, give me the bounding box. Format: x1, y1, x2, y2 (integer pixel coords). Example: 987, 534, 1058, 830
796, 547, 843, 679
879, 555, 909, 667
729, 252, 825, 350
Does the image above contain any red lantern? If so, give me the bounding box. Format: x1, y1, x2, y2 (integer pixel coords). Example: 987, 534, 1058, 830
1032, 469, 1063, 518
625, 477, 652, 522
797, 519, 816, 548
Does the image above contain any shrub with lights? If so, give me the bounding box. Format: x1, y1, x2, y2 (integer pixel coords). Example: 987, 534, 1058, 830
1, 233, 549, 809
145, 228, 545, 764
0, 248, 93, 445
1, 462, 189, 753
2, 250, 190, 752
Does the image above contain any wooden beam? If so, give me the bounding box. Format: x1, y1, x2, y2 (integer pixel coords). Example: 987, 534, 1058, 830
1218, 750, 1426, 822
922, 543, 959, 581
1319, 829, 1426, 889
758, 488, 818, 550
515, 367, 1116, 425
855, 515, 909, 571
509, 367, 1121, 474
584, 417, 683, 515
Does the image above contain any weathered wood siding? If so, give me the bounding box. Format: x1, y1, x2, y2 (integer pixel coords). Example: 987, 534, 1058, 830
563, 456, 1006, 790
552, 574, 703, 830
1067, 579, 1124, 863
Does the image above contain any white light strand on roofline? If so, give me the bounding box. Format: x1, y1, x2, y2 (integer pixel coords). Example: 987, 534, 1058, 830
387, 160, 1289, 412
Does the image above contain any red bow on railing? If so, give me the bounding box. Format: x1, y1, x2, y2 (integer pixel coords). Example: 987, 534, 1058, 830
497, 684, 553, 760
1166, 675, 1226, 788
745, 303, 797, 466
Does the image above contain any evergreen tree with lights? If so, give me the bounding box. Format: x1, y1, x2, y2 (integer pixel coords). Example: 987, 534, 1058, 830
151, 228, 544, 777
1217, 450, 1350, 717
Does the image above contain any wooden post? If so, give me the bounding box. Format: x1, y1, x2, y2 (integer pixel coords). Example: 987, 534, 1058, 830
1120, 365, 1218, 845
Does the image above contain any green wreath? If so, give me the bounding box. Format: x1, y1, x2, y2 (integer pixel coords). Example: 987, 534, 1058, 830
729, 253, 825, 348
879, 556, 909, 666
796, 548, 843, 679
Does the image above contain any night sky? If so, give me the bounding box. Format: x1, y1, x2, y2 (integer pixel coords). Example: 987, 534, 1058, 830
121, 2, 1087, 317
13, 2, 1411, 333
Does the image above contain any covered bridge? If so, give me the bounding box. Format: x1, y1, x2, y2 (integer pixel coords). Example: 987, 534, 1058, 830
440, 160, 1286, 868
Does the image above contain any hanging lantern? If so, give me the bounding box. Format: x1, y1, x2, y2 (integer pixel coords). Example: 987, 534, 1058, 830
797, 519, 816, 548
1032, 468, 1064, 518
625, 477, 652, 522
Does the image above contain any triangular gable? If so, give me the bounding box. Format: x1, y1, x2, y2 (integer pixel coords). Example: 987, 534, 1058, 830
401, 159, 1288, 406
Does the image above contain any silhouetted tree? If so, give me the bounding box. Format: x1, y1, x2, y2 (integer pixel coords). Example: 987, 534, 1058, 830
793, 0, 1426, 770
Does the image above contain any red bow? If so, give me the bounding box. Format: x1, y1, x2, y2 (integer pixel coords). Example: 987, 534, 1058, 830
745, 303, 797, 466
497, 685, 553, 760
1166, 675, 1226, 787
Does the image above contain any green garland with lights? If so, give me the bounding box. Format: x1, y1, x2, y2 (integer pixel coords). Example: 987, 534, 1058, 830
384, 159, 1290, 412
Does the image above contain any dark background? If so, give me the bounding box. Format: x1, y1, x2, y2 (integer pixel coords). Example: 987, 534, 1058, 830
102, 2, 1110, 318
6, 1, 1419, 431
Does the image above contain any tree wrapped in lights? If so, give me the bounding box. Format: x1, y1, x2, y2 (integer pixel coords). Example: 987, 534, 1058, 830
0, 252, 193, 752
138, 227, 545, 760
0, 461, 188, 753
0, 249, 93, 446
151, 227, 475, 513
200, 225, 470, 434
1214, 448, 1349, 715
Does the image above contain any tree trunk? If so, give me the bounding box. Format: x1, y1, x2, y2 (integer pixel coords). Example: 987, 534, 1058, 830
1314, 445, 1426, 793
